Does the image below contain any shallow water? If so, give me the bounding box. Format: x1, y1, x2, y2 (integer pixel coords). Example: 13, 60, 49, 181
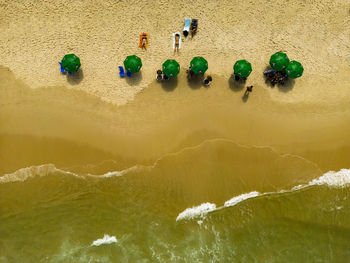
1, 67, 350, 262
1, 166, 350, 263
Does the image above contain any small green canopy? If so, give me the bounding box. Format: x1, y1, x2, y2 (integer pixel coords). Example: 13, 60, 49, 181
162, 59, 180, 77
190, 57, 208, 75
61, 54, 81, 72
233, 59, 252, 78
124, 55, 142, 74
269, 52, 290, 71
286, 60, 304, 79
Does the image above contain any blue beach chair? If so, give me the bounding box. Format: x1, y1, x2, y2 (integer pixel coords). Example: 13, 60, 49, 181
119, 66, 125, 77
126, 71, 132, 77
264, 69, 275, 75
59, 62, 66, 74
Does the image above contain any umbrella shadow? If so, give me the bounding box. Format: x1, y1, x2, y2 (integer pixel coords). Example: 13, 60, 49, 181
126, 71, 143, 86
277, 78, 295, 93
228, 74, 245, 92
187, 74, 204, 89
67, 69, 84, 85
161, 77, 178, 92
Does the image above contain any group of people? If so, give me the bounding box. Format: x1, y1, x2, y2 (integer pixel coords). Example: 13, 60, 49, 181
234, 75, 247, 82
264, 69, 288, 85
156, 70, 170, 81
186, 68, 212, 86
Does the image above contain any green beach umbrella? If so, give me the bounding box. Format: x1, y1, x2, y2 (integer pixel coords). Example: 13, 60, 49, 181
124, 55, 142, 74
162, 59, 180, 77
233, 59, 252, 78
269, 52, 290, 71
190, 56, 208, 75
286, 60, 304, 79
61, 54, 81, 72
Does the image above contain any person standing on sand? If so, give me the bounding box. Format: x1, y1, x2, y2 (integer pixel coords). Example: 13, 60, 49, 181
244, 85, 253, 96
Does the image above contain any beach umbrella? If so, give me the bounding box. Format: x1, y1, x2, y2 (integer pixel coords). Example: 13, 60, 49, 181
61, 54, 81, 72
233, 59, 252, 78
162, 59, 180, 77
286, 60, 304, 79
269, 52, 290, 71
124, 55, 142, 74
190, 56, 208, 75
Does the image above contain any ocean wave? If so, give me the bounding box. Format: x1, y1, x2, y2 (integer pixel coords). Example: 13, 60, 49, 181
0, 163, 146, 184
90, 165, 146, 178
224, 191, 260, 207
176, 169, 350, 221
176, 203, 216, 221
0, 164, 79, 183
297, 169, 350, 188
91, 234, 117, 246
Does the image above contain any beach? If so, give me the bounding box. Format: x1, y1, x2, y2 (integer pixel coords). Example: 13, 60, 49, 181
1, 0, 349, 105
1, 0, 350, 262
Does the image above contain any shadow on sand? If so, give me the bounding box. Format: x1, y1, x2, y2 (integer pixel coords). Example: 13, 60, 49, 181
67, 69, 84, 85
277, 78, 295, 93
228, 74, 245, 92
187, 74, 204, 89
242, 92, 249, 103
126, 71, 143, 86
161, 77, 178, 92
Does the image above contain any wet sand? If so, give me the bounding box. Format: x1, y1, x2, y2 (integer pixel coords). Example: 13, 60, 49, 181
1, 65, 349, 189
1, 1, 350, 261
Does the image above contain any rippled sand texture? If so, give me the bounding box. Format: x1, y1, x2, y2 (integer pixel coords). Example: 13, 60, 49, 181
0, 0, 349, 104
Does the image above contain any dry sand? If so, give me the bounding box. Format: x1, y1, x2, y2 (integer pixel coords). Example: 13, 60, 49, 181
0, 0, 349, 105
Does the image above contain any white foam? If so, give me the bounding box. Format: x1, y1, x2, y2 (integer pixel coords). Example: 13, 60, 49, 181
176, 168, 350, 221
91, 234, 117, 246
0, 163, 145, 184
224, 191, 260, 207
176, 203, 216, 221
0, 164, 77, 183
309, 169, 350, 187
97, 165, 144, 178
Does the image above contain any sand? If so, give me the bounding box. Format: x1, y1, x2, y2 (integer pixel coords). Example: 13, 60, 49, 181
0, 0, 349, 105
0, 0, 350, 183
2, 3, 350, 261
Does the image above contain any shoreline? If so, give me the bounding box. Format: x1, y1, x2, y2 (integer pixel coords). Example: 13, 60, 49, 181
1, 66, 349, 178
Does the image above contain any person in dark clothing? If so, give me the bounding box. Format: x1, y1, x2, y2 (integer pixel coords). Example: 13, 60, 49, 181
244, 85, 253, 96
156, 70, 163, 81
203, 75, 212, 86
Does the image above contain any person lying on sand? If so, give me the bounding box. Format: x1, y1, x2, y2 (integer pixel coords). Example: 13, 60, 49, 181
141, 35, 147, 50
191, 19, 198, 37
174, 34, 180, 53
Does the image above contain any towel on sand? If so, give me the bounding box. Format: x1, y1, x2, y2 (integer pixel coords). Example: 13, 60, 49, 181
183, 18, 191, 36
